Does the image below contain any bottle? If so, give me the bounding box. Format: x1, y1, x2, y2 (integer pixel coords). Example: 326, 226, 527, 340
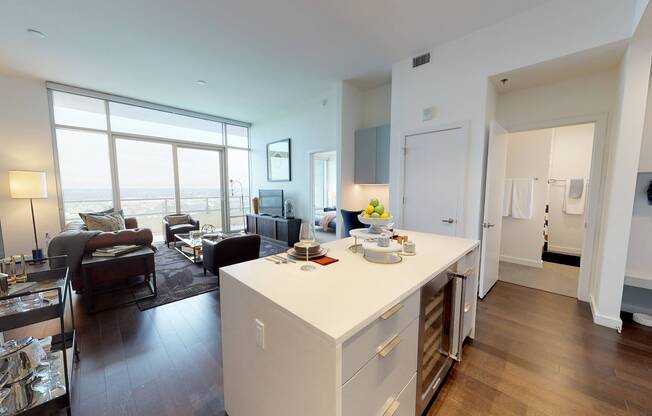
44, 233, 51, 258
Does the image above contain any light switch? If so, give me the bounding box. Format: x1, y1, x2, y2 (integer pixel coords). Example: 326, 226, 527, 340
255, 319, 265, 350
422, 106, 436, 122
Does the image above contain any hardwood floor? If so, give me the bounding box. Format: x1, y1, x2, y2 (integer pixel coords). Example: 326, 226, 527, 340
6, 281, 651, 415
427, 282, 652, 416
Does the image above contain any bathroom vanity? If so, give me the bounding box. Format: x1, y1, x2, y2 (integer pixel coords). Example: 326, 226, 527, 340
220, 230, 479, 416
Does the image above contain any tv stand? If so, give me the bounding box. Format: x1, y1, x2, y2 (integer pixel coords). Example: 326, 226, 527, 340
246, 214, 302, 246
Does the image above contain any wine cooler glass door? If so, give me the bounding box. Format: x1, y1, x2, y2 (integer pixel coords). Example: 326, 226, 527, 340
416, 272, 455, 414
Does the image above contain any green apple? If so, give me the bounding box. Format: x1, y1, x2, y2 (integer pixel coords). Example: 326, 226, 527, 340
371, 212, 380, 218
370, 198, 379, 207
374, 204, 384, 215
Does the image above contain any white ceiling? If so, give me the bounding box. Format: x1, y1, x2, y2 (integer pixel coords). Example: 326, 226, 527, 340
0, 0, 551, 123
490, 40, 628, 93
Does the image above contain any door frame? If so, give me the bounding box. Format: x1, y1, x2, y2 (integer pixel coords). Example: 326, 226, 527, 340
308, 149, 338, 239
112, 135, 229, 234
498, 113, 608, 302
398, 121, 470, 237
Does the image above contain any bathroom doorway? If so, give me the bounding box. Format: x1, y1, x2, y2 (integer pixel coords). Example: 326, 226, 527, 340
498, 122, 596, 297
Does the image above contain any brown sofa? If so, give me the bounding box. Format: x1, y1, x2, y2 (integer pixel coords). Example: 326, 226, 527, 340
64, 217, 153, 291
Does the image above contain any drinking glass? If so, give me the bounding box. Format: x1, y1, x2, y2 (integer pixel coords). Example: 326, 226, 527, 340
299, 223, 316, 271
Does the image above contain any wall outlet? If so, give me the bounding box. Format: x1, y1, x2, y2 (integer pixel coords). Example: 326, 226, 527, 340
255, 319, 265, 350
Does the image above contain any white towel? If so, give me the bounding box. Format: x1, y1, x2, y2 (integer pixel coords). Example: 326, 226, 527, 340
511, 178, 534, 219
564, 180, 586, 215
503, 178, 513, 217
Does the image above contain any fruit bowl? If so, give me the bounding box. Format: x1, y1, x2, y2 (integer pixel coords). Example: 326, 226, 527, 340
358, 214, 394, 234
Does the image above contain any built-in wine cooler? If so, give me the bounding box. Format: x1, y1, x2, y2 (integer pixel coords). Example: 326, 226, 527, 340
415, 267, 468, 415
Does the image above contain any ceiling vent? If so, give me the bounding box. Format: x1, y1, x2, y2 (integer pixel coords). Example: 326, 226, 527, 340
412, 53, 431, 68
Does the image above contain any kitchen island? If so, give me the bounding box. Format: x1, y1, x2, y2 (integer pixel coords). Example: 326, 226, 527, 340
220, 230, 480, 416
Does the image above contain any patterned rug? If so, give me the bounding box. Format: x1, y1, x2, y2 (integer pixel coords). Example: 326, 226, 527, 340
135, 238, 288, 310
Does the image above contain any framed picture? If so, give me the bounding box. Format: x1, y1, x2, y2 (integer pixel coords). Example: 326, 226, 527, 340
267, 138, 291, 181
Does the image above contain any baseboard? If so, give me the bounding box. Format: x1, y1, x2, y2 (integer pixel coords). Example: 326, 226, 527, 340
589, 294, 623, 332
499, 255, 543, 268
548, 245, 582, 256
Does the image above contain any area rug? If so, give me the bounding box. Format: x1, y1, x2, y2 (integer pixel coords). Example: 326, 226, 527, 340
135, 239, 288, 310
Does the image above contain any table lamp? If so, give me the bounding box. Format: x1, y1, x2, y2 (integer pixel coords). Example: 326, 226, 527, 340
9, 170, 48, 261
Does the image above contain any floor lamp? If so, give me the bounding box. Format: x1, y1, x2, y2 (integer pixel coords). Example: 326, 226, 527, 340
9, 170, 48, 261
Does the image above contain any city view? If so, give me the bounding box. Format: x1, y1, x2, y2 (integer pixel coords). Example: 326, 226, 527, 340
64, 187, 250, 240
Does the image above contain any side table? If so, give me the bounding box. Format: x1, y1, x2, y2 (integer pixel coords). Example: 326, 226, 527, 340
81, 246, 156, 313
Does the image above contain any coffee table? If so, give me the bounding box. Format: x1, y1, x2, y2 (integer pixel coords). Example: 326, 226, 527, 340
174, 233, 205, 263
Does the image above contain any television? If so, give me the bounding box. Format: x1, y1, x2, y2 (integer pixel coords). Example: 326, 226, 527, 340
259, 189, 284, 217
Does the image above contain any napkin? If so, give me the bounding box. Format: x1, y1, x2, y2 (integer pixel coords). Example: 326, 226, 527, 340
312, 256, 339, 266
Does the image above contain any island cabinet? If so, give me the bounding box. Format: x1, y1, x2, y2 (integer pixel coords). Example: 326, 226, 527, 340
220, 231, 480, 416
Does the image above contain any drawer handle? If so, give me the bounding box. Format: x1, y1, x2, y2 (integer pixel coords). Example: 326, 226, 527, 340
380, 303, 402, 320
383, 399, 400, 416
378, 335, 401, 358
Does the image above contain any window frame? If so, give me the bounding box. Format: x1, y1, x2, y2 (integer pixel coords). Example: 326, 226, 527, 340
47, 83, 251, 233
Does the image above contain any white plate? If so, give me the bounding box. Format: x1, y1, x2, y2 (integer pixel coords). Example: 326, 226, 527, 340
287, 247, 328, 260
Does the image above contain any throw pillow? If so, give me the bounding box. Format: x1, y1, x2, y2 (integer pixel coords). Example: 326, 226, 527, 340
166, 214, 190, 226
79, 208, 124, 224
83, 213, 126, 232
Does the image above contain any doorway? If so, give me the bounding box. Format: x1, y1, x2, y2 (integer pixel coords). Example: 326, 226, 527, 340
492, 123, 596, 298
310, 150, 338, 243
114, 136, 227, 241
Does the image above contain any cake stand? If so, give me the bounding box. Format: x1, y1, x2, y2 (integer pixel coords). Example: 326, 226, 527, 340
362, 240, 403, 264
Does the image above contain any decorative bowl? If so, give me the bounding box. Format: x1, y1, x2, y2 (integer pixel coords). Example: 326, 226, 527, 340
357, 214, 394, 234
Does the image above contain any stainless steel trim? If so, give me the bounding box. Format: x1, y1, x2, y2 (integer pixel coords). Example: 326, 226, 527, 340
377, 335, 401, 358
380, 303, 403, 320
383, 399, 400, 416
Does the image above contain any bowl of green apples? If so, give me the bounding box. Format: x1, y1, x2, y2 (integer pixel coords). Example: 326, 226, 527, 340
358, 198, 394, 234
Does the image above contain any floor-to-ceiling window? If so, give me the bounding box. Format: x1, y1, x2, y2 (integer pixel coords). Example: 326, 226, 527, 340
50, 85, 251, 239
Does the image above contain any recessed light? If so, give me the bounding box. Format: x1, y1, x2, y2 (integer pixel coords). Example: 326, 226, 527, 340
27, 28, 46, 39
196, 80, 207, 86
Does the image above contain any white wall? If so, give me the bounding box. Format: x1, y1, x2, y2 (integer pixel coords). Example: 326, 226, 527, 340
0, 72, 61, 255
592, 40, 652, 329
360, 83, 391, 130
500, 129, 552, 267
390, 0, 636, 241
547, 124, 595, 255
339, 81, 391, 213
250, 86, 339, 225
638, 69, 652, 172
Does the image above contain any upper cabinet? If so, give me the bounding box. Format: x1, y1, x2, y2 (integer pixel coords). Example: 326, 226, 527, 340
354, 124, 390, 184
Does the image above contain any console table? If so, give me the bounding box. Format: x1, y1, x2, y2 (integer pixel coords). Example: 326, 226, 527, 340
246, 214, 301, 246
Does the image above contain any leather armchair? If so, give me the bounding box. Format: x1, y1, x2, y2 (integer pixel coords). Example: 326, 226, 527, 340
202, 234, 261, 279
163, 214, 200, 247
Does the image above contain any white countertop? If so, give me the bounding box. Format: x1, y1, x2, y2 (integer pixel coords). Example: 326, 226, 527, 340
220, 230, 479, 344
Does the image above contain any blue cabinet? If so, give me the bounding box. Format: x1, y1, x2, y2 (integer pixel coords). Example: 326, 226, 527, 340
354, 124, 390, 184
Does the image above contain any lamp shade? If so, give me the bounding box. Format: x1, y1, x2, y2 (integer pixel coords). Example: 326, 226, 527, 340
9, 171, 48, 199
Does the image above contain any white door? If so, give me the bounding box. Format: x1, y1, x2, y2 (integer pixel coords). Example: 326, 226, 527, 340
402, 127, 467, 236
478, 121, 509, 298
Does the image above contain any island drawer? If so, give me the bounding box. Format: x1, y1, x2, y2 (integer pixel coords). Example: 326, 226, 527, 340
342, 290, 420, 383
341, 318, 418, 416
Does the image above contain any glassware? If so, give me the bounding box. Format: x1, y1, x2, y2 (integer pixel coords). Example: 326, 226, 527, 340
298, 223, 316, 271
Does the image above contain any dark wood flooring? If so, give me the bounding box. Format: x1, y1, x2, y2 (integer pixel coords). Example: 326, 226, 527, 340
6, 282, 652, 416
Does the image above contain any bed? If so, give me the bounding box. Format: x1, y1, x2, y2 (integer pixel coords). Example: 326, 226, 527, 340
314, 208, 337, 232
